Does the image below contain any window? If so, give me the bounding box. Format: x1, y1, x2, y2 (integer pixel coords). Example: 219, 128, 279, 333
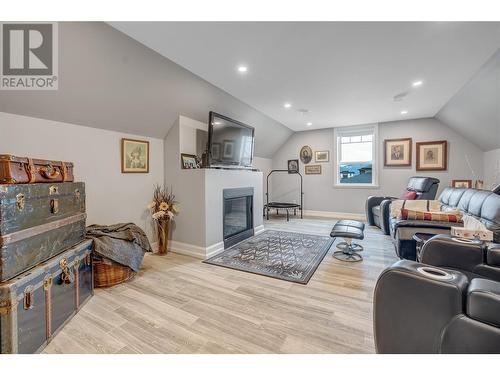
334, 124, 378, 187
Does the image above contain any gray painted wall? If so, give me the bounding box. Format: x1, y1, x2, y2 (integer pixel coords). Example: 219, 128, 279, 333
484, 148, 500, 190
437, 50, 500, 151
271, 118, 485, 215
0, 22, 292, 158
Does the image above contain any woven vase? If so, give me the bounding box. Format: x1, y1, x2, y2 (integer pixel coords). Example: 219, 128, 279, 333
157, 220, 170, 255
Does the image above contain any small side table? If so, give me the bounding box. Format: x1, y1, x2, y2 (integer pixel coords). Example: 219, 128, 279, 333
413, 233, 436, 262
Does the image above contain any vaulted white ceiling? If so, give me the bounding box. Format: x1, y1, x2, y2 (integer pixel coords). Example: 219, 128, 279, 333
110, 22, 500, 132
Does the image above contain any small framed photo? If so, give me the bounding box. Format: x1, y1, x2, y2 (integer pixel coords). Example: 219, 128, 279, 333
416, 140, 447, 171
181, 153, 198, 169
384, 138, 412, 166
452, 180, 472, 188
305, 165, 322, 175
315, 151, 330, 163
288, 159, 299, 174
121, 138, 149, 173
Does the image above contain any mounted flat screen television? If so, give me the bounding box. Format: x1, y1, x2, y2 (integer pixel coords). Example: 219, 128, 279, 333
207, 111, 255, 168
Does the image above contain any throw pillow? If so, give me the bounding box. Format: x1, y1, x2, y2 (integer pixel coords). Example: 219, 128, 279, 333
400, 191, 417, 200
399, 208, 463, 223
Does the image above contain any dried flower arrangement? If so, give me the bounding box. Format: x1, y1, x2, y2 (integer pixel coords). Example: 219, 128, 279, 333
148, 185, 179, 254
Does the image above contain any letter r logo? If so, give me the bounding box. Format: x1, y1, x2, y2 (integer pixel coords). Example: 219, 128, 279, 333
2, 23, 53, 75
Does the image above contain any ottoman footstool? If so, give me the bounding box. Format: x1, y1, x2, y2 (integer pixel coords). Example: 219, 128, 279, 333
330, 220, 365, 262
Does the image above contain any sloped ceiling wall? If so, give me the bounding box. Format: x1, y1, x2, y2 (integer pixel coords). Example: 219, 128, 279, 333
436, 49, 500, 151
0, 22, 292, 158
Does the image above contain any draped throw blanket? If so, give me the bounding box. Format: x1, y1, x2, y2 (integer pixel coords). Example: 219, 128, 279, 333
86, 223, 152, 272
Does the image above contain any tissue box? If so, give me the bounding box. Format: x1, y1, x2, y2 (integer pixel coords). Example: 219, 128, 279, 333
451, 226, 493, 241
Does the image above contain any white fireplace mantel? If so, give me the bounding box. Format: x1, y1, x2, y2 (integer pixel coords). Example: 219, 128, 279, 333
164, 116, 264, 259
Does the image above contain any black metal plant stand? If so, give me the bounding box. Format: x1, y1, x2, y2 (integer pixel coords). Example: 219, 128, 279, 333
263, 169, 304, 221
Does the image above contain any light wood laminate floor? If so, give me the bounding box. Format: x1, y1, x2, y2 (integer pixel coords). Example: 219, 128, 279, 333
43, 217, 397, 354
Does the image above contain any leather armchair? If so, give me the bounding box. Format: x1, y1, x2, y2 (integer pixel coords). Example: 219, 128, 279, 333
366, 176, 440, 234
374, 260, 500, 353
421, 235, 500, 282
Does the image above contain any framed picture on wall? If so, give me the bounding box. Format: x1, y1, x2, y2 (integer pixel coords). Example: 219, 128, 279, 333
416, 140, 447, 171
305, 165, 322, 175
300, 145, 313, 164
121, 138, 149, 173
288, 159, 299, 174
452, 179, 472, 188
384, 138, 412, 166
315, 151, 330, 163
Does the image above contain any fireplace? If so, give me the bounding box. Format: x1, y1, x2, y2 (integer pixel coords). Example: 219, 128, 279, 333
223, 187, 254, 248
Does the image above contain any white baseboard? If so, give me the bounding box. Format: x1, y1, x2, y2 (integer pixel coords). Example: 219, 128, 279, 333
254, 224, 265, 234
303, 210, 366, 221
163, 225, 265, 260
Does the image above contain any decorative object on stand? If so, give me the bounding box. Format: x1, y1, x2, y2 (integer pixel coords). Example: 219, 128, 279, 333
148, 185, 179, 255
287, 159, 299, 174
300, 145, 313, 164
314, 150, 330, 163
384, 138, 412, 166
474, 180, 484, 189
181, 153, 198, 169
416, 140, 447, 171
305, 164, 322, 175
452, 179, 472, 188
121, 138, 149, 173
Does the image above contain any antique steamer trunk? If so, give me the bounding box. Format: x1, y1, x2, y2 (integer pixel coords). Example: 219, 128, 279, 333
0, 155, 74, 184
0, 239, 93, 354
0, 182, 86, 282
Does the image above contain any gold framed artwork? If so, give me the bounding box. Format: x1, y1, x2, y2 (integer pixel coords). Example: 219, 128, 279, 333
305, 165, 322, 175
121, 138, 149, 173
384, 138, 412, 166
315, 150, 330, 163
452, 179, 472, 188
416, 140, 447, 171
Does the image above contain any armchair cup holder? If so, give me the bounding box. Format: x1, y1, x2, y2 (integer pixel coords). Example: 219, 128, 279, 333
416, 266, 454, 281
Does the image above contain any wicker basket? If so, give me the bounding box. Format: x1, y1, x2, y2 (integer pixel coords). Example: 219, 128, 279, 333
93, 255, 136, 288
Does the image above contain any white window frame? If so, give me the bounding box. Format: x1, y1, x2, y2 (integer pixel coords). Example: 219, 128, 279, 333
333, 124, 379, 188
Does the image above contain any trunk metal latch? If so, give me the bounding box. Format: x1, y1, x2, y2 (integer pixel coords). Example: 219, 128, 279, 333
16, 193, 25, 211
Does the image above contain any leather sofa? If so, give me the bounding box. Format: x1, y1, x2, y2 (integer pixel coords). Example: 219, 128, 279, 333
374, 260, 500, 353
390, 187, 500, 260
366, 176, 440, 235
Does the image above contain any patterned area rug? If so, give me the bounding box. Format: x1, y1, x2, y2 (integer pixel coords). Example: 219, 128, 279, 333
204, 230, 334, 284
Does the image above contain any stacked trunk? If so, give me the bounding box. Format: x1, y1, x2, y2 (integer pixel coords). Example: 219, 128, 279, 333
0, 155, 93, 354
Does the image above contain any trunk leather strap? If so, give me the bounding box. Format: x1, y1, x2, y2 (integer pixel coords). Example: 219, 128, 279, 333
25, 158, 37, 183
61, 161, 68, 182
44, 277, 53, 339
74, 259, 80, 308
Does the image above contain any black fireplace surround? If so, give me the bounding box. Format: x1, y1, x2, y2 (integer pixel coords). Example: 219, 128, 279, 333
223, 187, 254, 248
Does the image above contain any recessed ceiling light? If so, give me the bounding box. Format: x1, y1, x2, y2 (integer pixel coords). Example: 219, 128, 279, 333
284, 103, 292, 109
401, 110, 408, 115
237, 66, 248, 73
412, 80, 423, 87
213, 121, 222, 125
306, 122, 312, 126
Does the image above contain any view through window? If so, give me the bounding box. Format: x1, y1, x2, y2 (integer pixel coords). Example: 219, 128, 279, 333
334, 126, 377, 185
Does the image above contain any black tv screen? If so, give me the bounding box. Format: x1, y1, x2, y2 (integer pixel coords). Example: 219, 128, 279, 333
208, 112, 255, 167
